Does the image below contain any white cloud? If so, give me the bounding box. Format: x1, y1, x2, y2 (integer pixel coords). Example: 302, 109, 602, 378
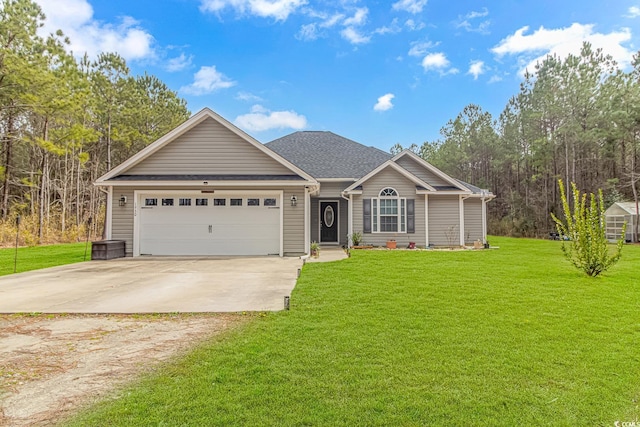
405, 19, 425, 31
341, 27, 370, 44
626, 6, 640, 18
166, 53, 193, 72
343, 7, 368, 26
320, 13, 345, 28
234, 105, 307, 131
492, 23, 634, 73
456, 8, 490, 34
467, 60, 485, 80
375, 18, 401, 35
374, 93, 395, 111
236, 91, 263, 102
488, 75, 503, 84
180, 66, 236, 95
392, 0, 427, 14
422, 52, 449, 69
421, 52, 458, 75
297, 23, 319, 40
408, 40, 437, 57
200, 0, 306, 21
36, 0, 155, 61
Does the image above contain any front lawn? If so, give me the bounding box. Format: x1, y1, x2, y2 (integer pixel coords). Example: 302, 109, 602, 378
67, 236, 640, 426
0, 243, 88, 276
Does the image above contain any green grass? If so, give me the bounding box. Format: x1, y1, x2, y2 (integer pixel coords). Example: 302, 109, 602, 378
0, 242, 88, 276
66, 237, 640, 426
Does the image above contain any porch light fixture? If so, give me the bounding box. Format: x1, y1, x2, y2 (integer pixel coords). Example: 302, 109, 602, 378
119, 195, 127, 207
290, 195, 297, 206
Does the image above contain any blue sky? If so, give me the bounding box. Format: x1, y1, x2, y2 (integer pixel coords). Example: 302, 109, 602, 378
36, 0, 640, 152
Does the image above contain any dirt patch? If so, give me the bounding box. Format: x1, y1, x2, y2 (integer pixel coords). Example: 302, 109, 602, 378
0, 313, 244, 426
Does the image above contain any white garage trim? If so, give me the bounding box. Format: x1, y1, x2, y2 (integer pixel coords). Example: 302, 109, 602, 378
133, 190, 284, 257
106, 186, 113, 240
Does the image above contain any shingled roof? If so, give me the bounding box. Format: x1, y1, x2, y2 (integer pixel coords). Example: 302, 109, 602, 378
266, 131, 391, 179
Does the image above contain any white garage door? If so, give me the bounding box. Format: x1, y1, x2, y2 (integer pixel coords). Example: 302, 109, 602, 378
138, 193, 281, 256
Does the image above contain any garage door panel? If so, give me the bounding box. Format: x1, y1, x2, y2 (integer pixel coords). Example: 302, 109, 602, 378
139, 194, 281, 256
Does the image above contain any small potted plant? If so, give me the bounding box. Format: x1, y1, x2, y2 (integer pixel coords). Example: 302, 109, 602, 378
349, 231, 363, 247
310, 241, 320, 258
386, 239, 397, 249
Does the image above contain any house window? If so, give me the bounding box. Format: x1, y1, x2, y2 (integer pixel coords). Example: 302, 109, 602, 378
230, 198, 242, 206
213, 198, 226, 206
372, 188, 406, 233
145, 198, 157, 206
264, 198, 276, 206
196, 198, 208, 206
247, 198, 260, 206
162, 198, 174, 206
179, 198, 191, 206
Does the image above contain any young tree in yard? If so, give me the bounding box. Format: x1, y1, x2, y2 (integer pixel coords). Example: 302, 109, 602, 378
551, 180, 625, 277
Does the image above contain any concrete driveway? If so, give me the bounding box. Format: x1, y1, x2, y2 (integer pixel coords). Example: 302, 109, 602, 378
0, 257, 302, 313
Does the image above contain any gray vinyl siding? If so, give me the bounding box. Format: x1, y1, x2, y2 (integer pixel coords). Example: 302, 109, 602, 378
463, 198, 483, 244
352, 166, 426, 247
428, 195, 460, 246
283, 187, 305, 255
318, 181, 351, 197
396, 156, 451, 187
109, 185, 306, 257
310, 198, 348, 245
126, 118, 293, 175
111, 187, 135, 255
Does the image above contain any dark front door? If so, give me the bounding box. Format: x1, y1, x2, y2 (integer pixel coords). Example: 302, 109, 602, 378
320, 201, 338, 243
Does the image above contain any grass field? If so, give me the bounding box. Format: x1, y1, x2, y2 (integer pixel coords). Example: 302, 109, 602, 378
0, 243, 88, 276
66, 236, 640, 426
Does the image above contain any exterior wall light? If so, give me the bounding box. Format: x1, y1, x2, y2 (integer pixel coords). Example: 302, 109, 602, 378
119, 195, 127, 206
290, 195, 297, 206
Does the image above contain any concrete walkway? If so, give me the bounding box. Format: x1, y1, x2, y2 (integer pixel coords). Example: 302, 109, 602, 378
306, 247, 349, 263
0, 257, 302, 313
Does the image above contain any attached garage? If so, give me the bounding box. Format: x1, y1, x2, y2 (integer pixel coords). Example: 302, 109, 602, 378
96, 108, 317, 257
136, 191, 282, 256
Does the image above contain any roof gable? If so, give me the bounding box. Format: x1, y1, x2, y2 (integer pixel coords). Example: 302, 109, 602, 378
344, 160, 436, 193
392, 151, 469, 191
96, 108, 316, 184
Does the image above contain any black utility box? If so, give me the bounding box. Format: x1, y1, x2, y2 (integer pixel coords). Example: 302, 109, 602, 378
91, 240, 126, 260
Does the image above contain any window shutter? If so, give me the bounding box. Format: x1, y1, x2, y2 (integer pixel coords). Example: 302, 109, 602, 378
363, 199, 371, 233
407, 199, 415, 234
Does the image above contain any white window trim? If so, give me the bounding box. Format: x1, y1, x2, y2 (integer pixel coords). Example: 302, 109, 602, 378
372, 187, 407, 234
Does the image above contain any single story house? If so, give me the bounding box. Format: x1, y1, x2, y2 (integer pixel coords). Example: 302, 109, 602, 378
605, 202, 639, 243
95, 108, 494, 256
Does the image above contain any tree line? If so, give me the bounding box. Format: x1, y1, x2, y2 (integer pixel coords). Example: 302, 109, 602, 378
393, 43, 640, 238
0, 0, 190, 245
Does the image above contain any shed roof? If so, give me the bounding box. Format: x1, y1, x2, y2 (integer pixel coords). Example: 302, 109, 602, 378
606, 202, 638, 215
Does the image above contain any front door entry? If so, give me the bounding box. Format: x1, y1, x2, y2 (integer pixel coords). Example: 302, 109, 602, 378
320, 201, 339, 243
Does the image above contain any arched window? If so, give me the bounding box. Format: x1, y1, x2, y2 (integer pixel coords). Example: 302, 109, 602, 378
372, 188, 406, 233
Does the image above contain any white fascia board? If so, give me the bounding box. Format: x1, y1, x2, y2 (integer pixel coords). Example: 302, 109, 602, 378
343, 161, 435, 193
96, 109, 211, 183
419, 190, 472, 196
95, 108, 318, 185
96, 180, 311, 187
317, 178, 358, 182
392, 150, 470, 192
